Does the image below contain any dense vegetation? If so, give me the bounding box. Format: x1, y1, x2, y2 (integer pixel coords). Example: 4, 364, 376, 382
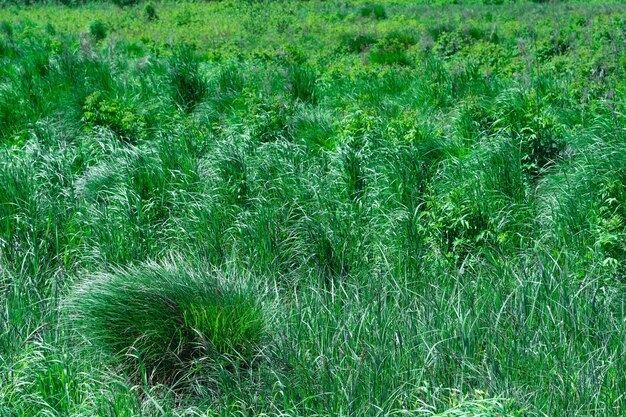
1, 1, 625, 416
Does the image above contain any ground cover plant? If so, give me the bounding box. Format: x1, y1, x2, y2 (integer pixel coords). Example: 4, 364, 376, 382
0, 0, 625, 416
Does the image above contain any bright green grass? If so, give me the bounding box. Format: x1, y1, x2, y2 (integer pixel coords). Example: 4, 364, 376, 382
0, 1, 625, 416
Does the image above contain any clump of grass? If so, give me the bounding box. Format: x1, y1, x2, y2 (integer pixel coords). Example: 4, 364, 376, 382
292, 105, 335, 151
64, 263, 265, 383
342, 137, 366, 202
217, 144, 249, 205
0, 83, 23, 141
0, 20, 14, 37
170, 46, 208, 112
537, 137, 626, 271
287, 62, 318, 104
88, 19, 107, 43
217, 61, 244, 96
144, 2, 158, 21
359, 3, 386, 20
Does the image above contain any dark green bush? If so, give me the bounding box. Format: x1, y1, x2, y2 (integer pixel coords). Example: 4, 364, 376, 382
88, 19, 107, 43
82, 91, 145, 141
170, 47, 208, 112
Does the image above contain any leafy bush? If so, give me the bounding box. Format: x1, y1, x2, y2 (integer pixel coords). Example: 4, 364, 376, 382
82, 91, 145, 142
493, 90, 565, 179
250, 98, 292, 143
65, 263, 265, 383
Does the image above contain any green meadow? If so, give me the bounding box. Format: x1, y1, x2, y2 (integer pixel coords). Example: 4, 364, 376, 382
0, 0, 625, 415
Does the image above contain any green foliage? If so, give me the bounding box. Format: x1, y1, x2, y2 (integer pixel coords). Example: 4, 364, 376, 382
169, 47, 208, 112
88, 19, 107, 43
112, 0, 139, 8
144, 2, 158, 21
1, 2, 626, 416
65, 263, 265, 381
287, 62, 318, 103
82, 91, 145, 141
493, 89, 566, 178
359, 3, 387, 20
369, 36, 411, 65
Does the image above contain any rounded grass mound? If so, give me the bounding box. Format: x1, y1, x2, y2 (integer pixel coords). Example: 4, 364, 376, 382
65, 263, 265, 381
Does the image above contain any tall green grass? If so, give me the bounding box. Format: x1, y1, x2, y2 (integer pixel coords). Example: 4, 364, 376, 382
64, 262, 266, 384
1, 1, 625, 416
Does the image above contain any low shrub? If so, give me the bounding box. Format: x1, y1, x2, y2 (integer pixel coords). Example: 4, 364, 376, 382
82, 91, 145, 142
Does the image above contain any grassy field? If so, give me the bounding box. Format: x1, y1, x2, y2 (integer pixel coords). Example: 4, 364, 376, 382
1, 0, 625, 415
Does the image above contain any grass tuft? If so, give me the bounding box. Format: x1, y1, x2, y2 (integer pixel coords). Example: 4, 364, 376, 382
170, 46, 208, 113
64, 262, 266, 383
